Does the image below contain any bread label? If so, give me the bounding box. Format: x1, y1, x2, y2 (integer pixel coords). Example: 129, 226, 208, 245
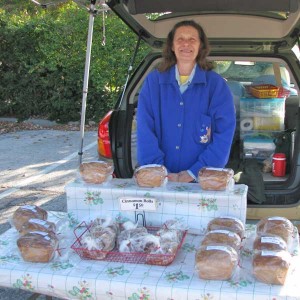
206, 245, 231, 254
260, 250, 291, 261
30, 219, 47, 226
119, 197, 157, 211
22, 205, 37, 212
261, 236, 286, 247
267, 216, 287, 221
208, 229, 237, 237
32, 231, 48, 236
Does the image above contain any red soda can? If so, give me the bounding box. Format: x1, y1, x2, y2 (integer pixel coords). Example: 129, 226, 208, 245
272, 153, 286, 177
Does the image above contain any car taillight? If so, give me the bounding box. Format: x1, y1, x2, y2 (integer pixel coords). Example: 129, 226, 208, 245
98, 110, 113, 158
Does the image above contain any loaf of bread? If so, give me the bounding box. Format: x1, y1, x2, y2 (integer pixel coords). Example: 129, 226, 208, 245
79, 161, 114, 184
256, 216, 294, 245
201, 229, 241, 251
198, 167, 234, 191
134, 164, 167, 188
195, 245, 238, 280
19, 218, 56, 236
207, 216, 245, 239
253, 235, 287, 252
145, 241, 178, 266
80, 218, 119, 260
12, 205, 48, 231
17, 231, 58, 263
252, 250, 291, 285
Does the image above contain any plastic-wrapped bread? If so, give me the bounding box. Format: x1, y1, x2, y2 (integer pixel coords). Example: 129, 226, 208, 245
201, 229, 241, 251
195, 245, 238, 280
253, 235, 287, 252
117, 227, 148, 247
198, 167, 234, 191
252, 250, 292, 285
17, 231, 58, 263
79, 161, 114, 184
81, 218, 119, 260
156, 228, 182, 244
134, 164, 167, 188
256, 216, 294, 245
19, 218, 56, 236
12, 205, 48, 231
207, 216, 245, 239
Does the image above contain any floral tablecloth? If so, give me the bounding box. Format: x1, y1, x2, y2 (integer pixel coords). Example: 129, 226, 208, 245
66, 179, 248, 234
0, 212, 299, 300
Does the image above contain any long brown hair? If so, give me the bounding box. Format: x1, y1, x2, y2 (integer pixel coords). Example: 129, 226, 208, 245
158, 20, 213, 72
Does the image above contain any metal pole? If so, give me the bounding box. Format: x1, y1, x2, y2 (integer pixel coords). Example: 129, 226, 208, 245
78, 0, 96, 165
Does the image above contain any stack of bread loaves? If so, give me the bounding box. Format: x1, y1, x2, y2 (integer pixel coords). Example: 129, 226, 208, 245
252, 216, 294, 285
195, 216, 245, 280
12, 205, 59, 263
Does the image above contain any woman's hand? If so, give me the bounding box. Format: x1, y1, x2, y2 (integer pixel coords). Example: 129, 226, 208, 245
168, 171, 195, 182
168, 173, 179, 182
178, 171, 195, 182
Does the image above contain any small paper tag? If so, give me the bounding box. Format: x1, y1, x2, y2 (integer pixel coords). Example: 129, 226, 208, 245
119, 197, 157, 211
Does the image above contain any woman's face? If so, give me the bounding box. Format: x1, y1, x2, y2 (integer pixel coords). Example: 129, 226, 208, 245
172, 25, 201, 64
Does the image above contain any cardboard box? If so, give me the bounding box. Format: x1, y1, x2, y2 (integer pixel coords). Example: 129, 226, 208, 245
66, 178, 248, 233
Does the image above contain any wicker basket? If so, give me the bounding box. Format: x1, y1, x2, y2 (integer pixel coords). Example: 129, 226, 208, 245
249, 84, 279, 98
71, 222, 187, 266
249, 84, 290, 99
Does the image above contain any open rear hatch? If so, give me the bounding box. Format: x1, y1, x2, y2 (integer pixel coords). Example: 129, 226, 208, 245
107, 0, 300, 53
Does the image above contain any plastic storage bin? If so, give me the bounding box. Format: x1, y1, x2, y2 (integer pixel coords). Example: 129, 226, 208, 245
240, 97, 285, 118
240, 131, 280, 141
243, 136, 275, 159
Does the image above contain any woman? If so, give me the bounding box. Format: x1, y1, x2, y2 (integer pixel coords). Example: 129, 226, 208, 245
137, 20, 236, 182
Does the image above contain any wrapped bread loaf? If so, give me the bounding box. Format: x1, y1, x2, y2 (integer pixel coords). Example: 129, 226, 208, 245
79, 161, 114, 184
134, 164, 167, 188
17, 231, 58, 263
253, 235, 287, 252
19, 218, 56, 236
201, 229, 241, 251
252, 250, 291, 285
195, 245, 238, 280
12, 205, 48, 231
145, 240, 178, 266
81, 218, 119, 260
207, 216, 245, 239
198, 167, 234, 191
256, 216, 294, 245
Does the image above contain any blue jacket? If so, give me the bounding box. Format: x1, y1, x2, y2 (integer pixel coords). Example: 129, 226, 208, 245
137, 64, 236, 178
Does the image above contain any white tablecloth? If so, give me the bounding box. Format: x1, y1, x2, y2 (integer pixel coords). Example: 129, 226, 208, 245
0, 212, 299, 300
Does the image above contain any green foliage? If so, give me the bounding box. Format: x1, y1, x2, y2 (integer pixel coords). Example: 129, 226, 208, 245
0, 1, 150, 122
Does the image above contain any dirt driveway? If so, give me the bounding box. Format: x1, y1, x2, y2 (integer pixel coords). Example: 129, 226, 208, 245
0, 123, 99, 299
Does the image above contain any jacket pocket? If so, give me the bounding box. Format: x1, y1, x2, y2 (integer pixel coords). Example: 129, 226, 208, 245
193, 114, 212, 144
